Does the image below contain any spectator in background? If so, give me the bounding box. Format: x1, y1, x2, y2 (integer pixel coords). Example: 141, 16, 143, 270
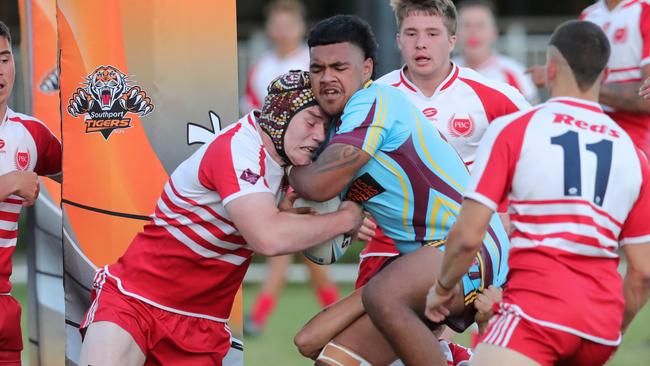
241, 0, 340, 337
530, 0, 650, 156
241, 0, 310, 112
454, 0, 539, 104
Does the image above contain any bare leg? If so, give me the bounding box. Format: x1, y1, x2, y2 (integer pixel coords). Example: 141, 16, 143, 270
260, 255, 292, 295
78, 321, 146, 366
330, 314, 398, 366
470, 343, 541, 366
295, 288, 365, 359
363, 246, 464, 366
303, 256, 340, 306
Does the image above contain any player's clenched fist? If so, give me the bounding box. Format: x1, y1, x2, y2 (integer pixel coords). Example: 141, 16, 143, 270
0, 171, 40, 206
338, 200, 365, 237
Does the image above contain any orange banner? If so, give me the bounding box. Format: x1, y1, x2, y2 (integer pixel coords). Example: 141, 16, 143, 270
57, 1, 241, 363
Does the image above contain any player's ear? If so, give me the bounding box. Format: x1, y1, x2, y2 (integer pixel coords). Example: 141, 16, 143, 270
546, 58, 557, 85
363, 58, 373, 82
448, 34, 457, 53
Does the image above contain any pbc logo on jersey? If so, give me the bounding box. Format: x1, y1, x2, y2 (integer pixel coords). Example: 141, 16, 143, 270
448, 114, 475, 137
14, 149, 30, 171
67, 65, 154, 140
422, 107, 438, 120
612, 27, 628, 44
0, 139, 5, 151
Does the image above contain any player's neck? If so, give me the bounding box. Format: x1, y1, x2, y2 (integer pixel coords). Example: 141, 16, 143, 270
275, 43, 301, 59
0, 104, 7, 124
605, 0, 623, 10
405, 62, 453, 97
550, 83, 600, 104
464, 50, 493, 70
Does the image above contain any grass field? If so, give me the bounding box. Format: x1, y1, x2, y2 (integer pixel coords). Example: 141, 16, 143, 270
243, 283, 650, 365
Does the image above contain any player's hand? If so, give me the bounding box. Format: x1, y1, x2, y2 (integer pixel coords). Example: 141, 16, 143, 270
355, 214, 377, 242
3, 171, 40, 206
639, 77, 650, 99
339, 200, 364, 236
279, 191, 316, 215
425, 281, 454, 323
526, 65, 547, 88
474, 286, 503, 326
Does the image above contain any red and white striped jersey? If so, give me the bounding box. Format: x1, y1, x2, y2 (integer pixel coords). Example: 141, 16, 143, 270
454, 54, 539, 103
108, 112, 284, 322
0, 107, 62, 294
581, 0, 650, 155
467, 97, 650, 344
241, 45, 310, 112
376, 63, 530, 169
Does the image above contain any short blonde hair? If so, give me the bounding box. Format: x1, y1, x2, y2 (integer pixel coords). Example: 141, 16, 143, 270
389, 0, 457, 36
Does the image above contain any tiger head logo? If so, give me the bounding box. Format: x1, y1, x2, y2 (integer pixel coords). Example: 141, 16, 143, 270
67, 65, 154, 140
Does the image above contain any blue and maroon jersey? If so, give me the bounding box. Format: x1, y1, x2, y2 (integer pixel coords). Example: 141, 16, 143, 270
330, 82, 509, 289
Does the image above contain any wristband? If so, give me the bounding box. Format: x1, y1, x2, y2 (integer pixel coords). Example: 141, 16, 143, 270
437, 278, 453, 293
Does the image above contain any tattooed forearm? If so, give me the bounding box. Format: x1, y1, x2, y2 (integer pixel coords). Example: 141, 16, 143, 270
288, 143, 369, 201
600, 82, 650, 114
313, 144, 362, 174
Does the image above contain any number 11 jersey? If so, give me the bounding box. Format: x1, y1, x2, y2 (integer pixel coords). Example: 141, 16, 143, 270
466, 97, 650, 345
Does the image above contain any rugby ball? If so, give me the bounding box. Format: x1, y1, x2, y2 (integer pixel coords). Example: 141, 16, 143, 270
294, 197, 353, 265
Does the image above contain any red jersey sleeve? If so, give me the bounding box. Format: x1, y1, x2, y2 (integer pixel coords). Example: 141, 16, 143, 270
620, 149, 650, 245
465, 109, 538, 210
22, 119, 62, 176
198, 122, 272, 204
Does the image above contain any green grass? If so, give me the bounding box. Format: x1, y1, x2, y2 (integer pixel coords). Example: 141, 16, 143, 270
243, 283, 650, 365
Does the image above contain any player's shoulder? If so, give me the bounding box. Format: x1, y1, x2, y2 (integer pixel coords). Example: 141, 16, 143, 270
457, 66, 529, 105
6, 109, 46, 127
375, 68, 402, 86
580, 1, 604, 19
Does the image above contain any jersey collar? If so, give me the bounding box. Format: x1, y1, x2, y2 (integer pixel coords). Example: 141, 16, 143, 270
399, 62, 460, 99
547, 97, 604, 113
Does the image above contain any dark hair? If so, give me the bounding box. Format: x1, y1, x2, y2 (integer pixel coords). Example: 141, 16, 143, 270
389, 0, 457, 36
549, 20, 610, 92
0, 21, 11, 43
307, 15, 378, 79
457, 0, 495, 15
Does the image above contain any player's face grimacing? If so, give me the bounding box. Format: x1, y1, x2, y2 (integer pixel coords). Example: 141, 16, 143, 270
0, 37, 15, 109
458, 6, 497, 59
284, 105, 329, 166
397, 14, 456, 80
309, 42, 373, 116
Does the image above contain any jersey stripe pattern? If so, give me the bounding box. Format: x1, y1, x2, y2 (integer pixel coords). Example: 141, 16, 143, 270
108, 112, 284, 321
467, 97, 650, 345
0, 108, 61, 294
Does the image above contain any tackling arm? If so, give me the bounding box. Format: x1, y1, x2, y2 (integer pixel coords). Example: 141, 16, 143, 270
288, 143, 371, 202
425, 199, 495, 322
621, 242, 650, 332
226, 192, 364, 257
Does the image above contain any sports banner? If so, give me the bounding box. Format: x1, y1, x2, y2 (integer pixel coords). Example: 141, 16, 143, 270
57, 1, 242, 364
18, 1, 65, 365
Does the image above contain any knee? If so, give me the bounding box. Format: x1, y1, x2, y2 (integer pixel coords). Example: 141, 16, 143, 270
294, 327, 320, 360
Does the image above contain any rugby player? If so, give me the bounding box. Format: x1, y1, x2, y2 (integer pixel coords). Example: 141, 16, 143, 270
426, 20, 650, 366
